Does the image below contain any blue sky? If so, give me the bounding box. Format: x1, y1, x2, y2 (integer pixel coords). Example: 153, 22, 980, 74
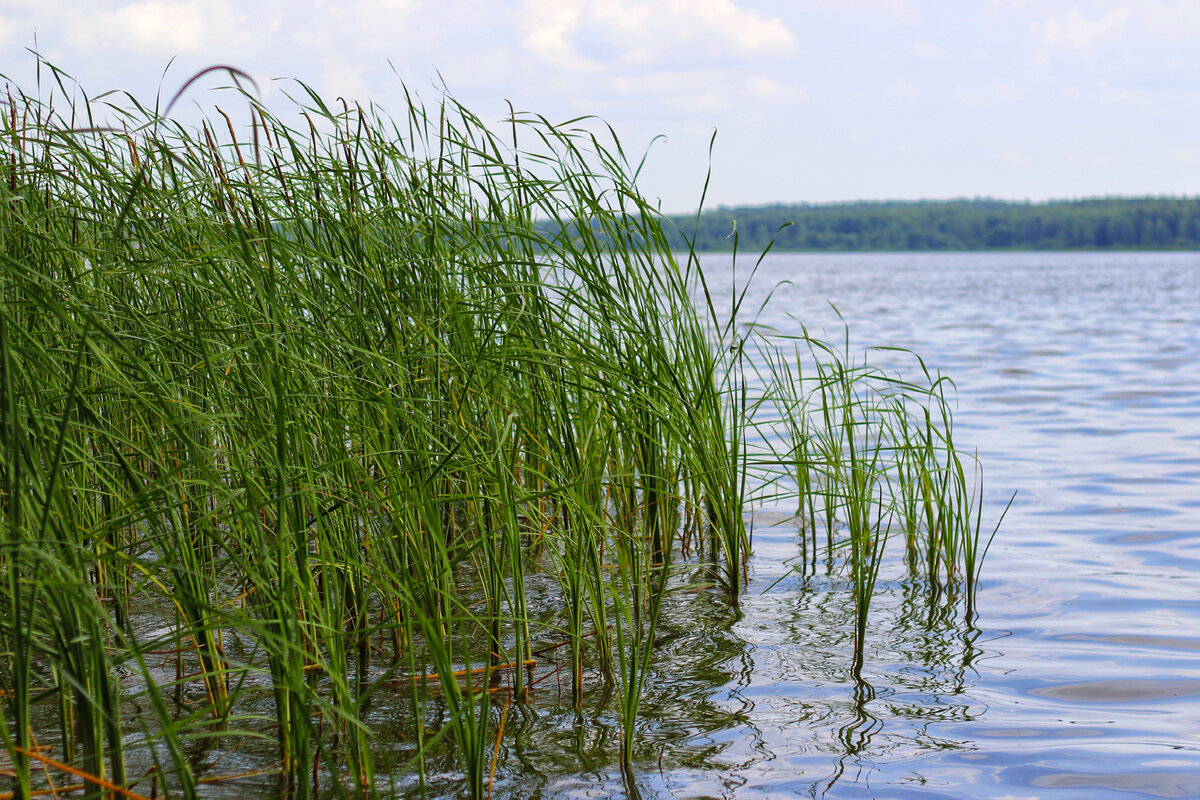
2, 0, 1198, 212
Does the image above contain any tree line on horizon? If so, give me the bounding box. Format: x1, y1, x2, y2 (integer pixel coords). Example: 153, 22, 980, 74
661, 196, 1200, 252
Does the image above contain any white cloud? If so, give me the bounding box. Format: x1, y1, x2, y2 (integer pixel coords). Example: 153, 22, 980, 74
1032, 1, 1200, 80
61, 1, 259, 57
1015, 0, 1200, 53
1041, 6, 1131, 51
520, 1, 587, 70
519, 0, 795, 73
1135, 0, 1200, 40
689, 0, 795, 53
4, 1, 416, 81
291, 1, 416, 58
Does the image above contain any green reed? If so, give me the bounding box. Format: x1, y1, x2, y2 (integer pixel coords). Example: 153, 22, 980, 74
0, 62, 1003, 800
765, 324, 1005, 674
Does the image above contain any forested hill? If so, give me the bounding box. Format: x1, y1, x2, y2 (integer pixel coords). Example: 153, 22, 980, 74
662, 197, 1200, 251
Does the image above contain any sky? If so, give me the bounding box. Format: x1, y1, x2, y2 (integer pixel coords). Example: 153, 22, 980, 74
1, 0, 1198, 213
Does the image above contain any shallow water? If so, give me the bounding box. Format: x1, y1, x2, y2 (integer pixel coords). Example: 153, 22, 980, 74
482, 251, 1200, 799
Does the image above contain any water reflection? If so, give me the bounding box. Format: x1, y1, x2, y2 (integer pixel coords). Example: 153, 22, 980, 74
539, 521, 995, 800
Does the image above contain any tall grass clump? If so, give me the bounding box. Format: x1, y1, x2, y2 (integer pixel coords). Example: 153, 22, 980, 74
765, 324, 1010, 674
0, 61, 1003, 800
0, 61, 757, 799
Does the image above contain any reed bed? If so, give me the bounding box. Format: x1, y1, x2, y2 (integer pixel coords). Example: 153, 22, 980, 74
0, 65, 1003, 800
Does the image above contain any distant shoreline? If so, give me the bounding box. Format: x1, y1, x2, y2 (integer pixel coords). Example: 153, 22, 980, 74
662, 196, 1200, 253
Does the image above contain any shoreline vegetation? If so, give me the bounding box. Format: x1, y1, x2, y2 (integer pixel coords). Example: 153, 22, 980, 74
1, 63, 1004, 800
662, 197, 1200, 252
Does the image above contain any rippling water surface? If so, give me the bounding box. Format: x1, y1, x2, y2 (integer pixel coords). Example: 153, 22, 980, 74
486, 251, 1200, 799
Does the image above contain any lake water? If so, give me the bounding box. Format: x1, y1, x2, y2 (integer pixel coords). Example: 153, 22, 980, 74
489, 251, 1200, 799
